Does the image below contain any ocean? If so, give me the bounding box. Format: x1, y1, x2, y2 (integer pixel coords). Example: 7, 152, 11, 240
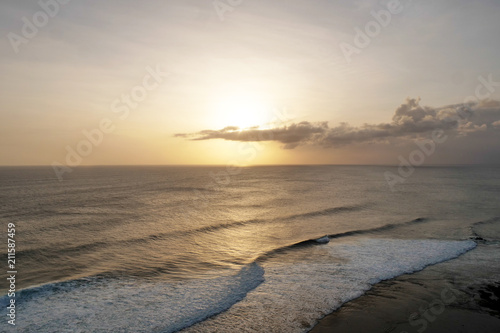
1, 165, 499, 332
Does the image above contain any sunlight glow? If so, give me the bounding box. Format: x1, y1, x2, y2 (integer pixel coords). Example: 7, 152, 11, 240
213, 91, 272, 129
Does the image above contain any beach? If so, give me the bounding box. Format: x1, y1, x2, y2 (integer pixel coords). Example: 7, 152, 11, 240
311, 241, 500, 333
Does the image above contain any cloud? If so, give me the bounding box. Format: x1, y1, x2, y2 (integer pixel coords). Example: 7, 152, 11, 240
175, 122, 328, 149
175, 98, 500, 149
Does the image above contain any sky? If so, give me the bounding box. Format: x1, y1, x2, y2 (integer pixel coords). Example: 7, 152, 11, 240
1, 0, 500, 167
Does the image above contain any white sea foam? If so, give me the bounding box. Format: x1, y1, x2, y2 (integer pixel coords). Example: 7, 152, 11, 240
182, 239, 476, 333
2, 263, 264, 333
1, 238, 476, 333
315, 235, 330, 244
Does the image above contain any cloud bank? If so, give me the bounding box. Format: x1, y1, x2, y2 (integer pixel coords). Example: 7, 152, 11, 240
175, 99, 500, 149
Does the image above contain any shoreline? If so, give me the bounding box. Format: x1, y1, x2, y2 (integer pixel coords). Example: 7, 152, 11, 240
309, 242, 500, 333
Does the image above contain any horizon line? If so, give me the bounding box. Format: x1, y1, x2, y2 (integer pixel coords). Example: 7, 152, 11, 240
1, 163, 499, 168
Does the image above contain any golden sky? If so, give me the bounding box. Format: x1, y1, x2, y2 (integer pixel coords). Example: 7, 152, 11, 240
1, 0, 500, 167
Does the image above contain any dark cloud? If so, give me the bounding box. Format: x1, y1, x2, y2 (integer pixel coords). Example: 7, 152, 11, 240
175, 122, 328, 149
175, 98, 500, 149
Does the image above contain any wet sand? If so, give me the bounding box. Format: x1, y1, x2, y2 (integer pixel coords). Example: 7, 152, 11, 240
309, 242, 500, 333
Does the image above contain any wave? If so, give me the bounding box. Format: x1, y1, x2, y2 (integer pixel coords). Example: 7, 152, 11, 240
327, 217, 428, 238
256, 217, 429, 261
471, 216, 500, 228
183, 238, 477, 333
470, 216, 500, 241
282, 205, 363, 221
2, 234, 477, 332
1, 263, 264, 333
11, 205, 363, 262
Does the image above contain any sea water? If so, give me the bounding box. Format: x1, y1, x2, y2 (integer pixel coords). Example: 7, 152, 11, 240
0, 165, 499, 332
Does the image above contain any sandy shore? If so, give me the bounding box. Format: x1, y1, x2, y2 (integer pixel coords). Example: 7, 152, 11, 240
309, 242, 500, 333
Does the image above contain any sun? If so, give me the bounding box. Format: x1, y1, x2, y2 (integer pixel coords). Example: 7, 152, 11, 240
213, 91, 272, 129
